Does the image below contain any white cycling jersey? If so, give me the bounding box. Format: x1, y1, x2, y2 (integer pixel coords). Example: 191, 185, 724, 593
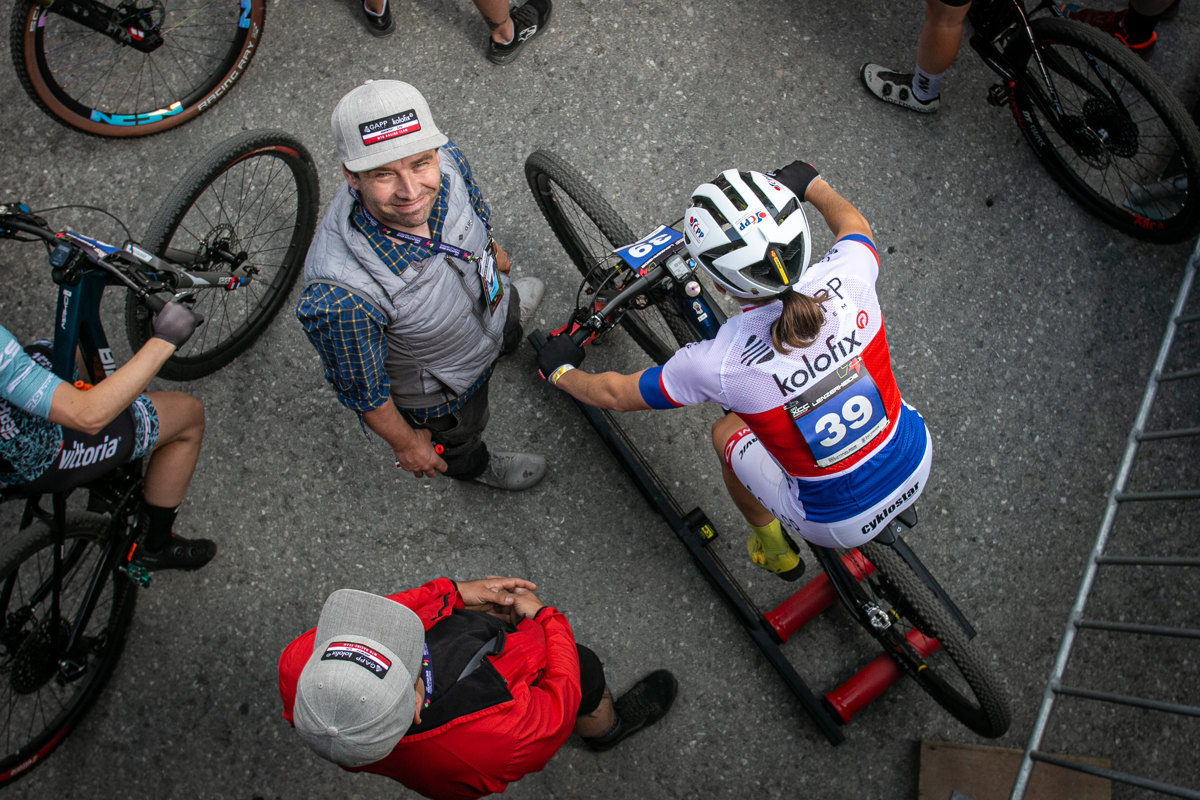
637, 234, 930, 547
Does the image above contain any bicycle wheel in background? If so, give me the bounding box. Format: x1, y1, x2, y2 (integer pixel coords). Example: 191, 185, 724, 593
854, 540, 1012, 738
1007, 18, 1200, 243
125, 129, 319, 380
0, 513, 137, 786
9, 0, 264, 137
525, 150, 703, 365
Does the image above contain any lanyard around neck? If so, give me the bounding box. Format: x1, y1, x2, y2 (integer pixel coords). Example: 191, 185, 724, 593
352, 187, 481, 263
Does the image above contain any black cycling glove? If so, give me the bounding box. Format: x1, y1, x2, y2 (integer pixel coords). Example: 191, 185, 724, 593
152, 299, 204, 349
770, 161, 821, 201
537, 333, 586, 382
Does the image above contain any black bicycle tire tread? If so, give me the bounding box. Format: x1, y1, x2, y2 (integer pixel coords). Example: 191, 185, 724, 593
524, 150, 700, 364
8, 0, 265, 138
860, 541, 1012, 738
124, 129, 319, 380
1011, 17, 1200, 243
0, 512, 136, 785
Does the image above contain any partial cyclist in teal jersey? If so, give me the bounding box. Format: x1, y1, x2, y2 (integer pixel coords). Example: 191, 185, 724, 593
1, 300, 215, 570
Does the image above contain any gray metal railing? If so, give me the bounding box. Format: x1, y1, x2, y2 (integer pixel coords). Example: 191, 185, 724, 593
1010, 236, 1200, 800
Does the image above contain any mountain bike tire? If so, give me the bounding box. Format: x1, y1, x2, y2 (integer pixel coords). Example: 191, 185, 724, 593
525, 150, 701, 365
1007, 17, 1200, 243
0, 513, 137, 786
124, 129, 319, 380
9, 0, 264, 137
855, 540, 1011, 738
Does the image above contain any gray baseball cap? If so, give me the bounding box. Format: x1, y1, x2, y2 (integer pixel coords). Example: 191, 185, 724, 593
331, 80, 448, 173
292, 589, 425, 767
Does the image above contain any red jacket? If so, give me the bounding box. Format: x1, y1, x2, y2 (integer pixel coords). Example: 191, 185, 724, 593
278, 578, 581, 799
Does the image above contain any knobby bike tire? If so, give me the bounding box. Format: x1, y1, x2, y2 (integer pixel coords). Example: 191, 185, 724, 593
124, 129, 319, 380
9, 0, 264, 137
1007, 17, 1200, 243
858, 540, 1012, 738
524, 150, 701, 365
0, 513, 137, 785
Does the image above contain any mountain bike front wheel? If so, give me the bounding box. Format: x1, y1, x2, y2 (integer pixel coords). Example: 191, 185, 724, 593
0, 513, 137, 786
9, 0, 264, 137
524, 150, 703, 365
851, 540, 1012, 738
124, 129, 319, 380
1007, 18, 1200, 243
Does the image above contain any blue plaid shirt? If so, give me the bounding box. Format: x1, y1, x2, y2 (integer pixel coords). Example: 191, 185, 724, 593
295, 142, 491, 414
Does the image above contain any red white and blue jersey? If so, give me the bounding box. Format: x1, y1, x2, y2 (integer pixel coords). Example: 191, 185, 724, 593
639, 235, 923, 517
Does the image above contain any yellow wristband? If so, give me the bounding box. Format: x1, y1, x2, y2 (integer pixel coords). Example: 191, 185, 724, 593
549, 364, 575, 385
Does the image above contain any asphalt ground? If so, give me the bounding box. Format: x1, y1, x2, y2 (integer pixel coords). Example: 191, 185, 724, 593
1, 1, 1199, 798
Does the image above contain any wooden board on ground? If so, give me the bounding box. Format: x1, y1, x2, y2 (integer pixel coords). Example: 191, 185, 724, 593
918, 740, 1112, 800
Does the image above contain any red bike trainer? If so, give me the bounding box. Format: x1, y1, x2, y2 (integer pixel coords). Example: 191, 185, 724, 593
824, 628, 941, 723
764, 549, 875, 642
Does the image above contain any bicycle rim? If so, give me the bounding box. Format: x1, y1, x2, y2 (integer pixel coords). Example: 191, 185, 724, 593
856, 541, 1011, 737
126, 130, 319, 380
525, 150, 698, 365
10, 0, 264, 137
0, 514, 136, 785
1009, 18, 1200, 242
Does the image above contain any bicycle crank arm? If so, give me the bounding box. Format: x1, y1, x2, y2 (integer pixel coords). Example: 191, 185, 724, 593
41, 0, 165, 53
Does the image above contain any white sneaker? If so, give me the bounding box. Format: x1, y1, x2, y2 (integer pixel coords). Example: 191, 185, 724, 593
474, 451, 546, 490
512, 276, 545, 326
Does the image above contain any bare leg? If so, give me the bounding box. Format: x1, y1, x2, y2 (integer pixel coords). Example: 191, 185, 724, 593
365, 0, 384, 12
574, 687, 615, 738
141, 391, 204, 508
916, 0, 972, 75
712, 413, 774, 527
474, 0, 513, 43
1130, 0, 1175, 14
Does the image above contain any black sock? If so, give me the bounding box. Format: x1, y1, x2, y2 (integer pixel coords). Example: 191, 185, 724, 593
138, 502, 178, 552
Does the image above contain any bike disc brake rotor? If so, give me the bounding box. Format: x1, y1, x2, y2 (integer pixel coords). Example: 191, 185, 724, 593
199, 223, 242, 270
9, 618, 70, 695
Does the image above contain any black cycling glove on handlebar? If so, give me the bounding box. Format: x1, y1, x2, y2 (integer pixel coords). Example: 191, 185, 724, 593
537, 334, 586, 382
770, 161, 821, 201
152, 300, 204, 349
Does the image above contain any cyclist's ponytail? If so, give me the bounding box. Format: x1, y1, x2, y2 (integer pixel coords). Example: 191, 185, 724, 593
771, 289, 830, 353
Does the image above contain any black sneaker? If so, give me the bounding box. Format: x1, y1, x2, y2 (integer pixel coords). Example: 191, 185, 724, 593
130, 535, 217, 571
486, 0, 551, 65
362, 0, 395, 37
586, 670, 677, 752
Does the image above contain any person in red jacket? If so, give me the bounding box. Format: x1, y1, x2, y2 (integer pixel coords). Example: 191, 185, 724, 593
278, 576, 676, 799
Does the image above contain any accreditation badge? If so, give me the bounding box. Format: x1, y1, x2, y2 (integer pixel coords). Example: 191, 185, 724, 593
477, 248, 503, 314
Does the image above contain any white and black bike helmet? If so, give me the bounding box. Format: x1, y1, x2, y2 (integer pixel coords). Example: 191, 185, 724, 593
683, 169, 812, 299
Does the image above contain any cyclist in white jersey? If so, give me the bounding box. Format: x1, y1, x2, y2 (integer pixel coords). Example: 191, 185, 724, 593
537, 162, 930, 580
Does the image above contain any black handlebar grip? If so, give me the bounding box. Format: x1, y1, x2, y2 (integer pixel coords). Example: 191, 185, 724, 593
142, 292, 167, 314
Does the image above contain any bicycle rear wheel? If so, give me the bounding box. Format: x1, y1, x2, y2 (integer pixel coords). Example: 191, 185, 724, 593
124, 129, 319, 380
0, 513, 137, 785
850, 540, 1012, 738
1007, 17, 1200, 243
524, 150, 702, 365
9, 0, 264, 137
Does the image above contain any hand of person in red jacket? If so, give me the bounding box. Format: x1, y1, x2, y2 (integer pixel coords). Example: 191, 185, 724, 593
458, 576, 538, 624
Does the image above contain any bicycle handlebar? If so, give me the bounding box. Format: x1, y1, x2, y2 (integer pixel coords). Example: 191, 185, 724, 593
1, 207, 169, 312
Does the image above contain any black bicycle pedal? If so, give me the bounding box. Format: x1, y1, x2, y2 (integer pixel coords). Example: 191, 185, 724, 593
987, 84, 1010, 107
682, 508, 718, 546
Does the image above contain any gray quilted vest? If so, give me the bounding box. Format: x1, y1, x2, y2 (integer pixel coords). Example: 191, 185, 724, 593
303, 150, 509, 409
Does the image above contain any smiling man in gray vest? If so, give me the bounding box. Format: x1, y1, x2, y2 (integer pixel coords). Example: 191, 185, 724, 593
297, 80, 546, 490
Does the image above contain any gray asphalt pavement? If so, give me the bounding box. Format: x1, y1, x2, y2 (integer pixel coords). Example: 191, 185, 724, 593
1, 1, 1199, 798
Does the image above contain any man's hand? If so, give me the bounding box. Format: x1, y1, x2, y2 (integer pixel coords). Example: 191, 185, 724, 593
511, 588, 545, 621
151, 299, 204, 349
491, 240, 511, 274
770, 161, 821, 202
458, 575, 537, 623
393, 427, 447, 478
537, 333, 585, 382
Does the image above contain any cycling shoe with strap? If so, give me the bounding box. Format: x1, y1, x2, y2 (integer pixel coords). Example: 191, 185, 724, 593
747, 525, 805, 582
131, 534, 217, 571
